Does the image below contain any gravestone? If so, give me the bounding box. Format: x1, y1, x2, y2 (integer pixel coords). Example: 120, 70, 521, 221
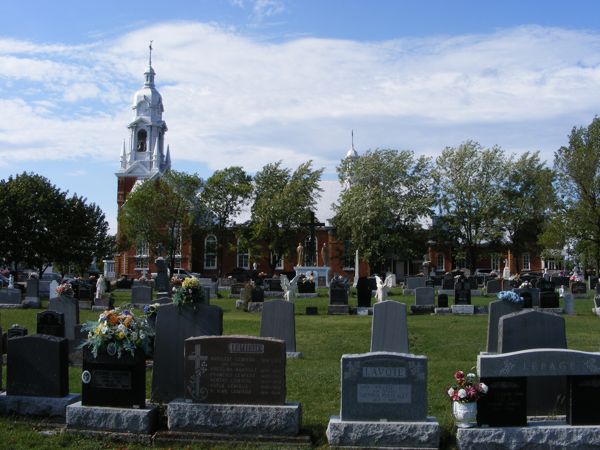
538, 278, 555, 293
230, 283, 245, 296
154, 257, 170, 293
486, 279, 501, 294
48, 295, 80, 341
571, 281, 587, 298
339, 352, 428, 421
476, 376, 527, 427
260, 299, 298, 355
513, 287, 540, 307
551, 276, 570, 289
36, 310, 65, 338
327, 351, 439, 449
78, 284, 91, 301
184, 335, 286, 405
4, 324, 27, 354
131, 284, 152, 304
485, 300, 522, 353
501, 279, 512, 291
0, 288, 21, 305
454, 279, 471, 305
564, 292, 575, 314
437, 293, 448, 308
264, 279, 283, 292
539, 290, 560, 308
151, 303, 223, 403
370, 301, 408, 353
406, 277, 426, 290
251, 286, 265, 302
498, 309, 567, 416
568, 376, 600, 425
7, 334, 69, 397
411, 287, 436, 314
24, 278, 40, 307
49, 280, 59, 299
328, 277, 349, 314
356, 277, 372, 308
442, 278, 454, 290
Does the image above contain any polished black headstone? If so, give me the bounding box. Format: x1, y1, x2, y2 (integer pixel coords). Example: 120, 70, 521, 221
36, 310, 65, 337
477, 377, 527, 426
437, 293, 448, 308
567, 376, 600, 425
356, 277, 372, 308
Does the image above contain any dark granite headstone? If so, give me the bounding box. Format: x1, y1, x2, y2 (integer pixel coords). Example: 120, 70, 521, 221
264, 279, 283, 292
329, 287, 349, 305
486, 279, 501, 294
520, 291, 533, 308
567, 376, 600, 425
184, 335, 286, 405
454, 279, 471, 305
48, 295, 79, 341
81, 348, 146, 408
551, 276, 569, 289
477, 377, 527, 427
260, 300, 296, 353
356, 277, 372, 308
442, 278, 454, 290
131, 284, 152, 304
151, 303, 223, 403
590, 277, 598, 291
595, 295, 600, 309
486, 300, 522, 353
498, 309, 567, 416
437, 294, 448, 308
78, 284, 91, 301
539, 291, 560, 308
155, 257, 170, 292
231, 283, 245, 295
571, 281, 587, 295
36, 310, 65, 337
415, 287, 435, 305
26, 278, 40, 297
513, 288, 540, 307
340, 352, 427, 421
7, 324, 28, 340
370, 301, 408, 353
7, 334, 69, 397
305, 306, 318, 315
538, 278, 555, 293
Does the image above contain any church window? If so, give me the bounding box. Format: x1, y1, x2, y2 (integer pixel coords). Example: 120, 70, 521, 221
204, 235, 217, 269
237, 239, 249, 269
522, 253, 531, 271
137, 129, 147, 151
437, 254, 445, 272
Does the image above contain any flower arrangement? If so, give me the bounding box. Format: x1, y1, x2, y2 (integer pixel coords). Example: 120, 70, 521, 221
173, 276, 205, 307
143, 302, 161, 318
81, 306, 154, 359
171, 276, 183, 287
497, 290, 522, 303
447, 370, 488, 403
55, 282, 74, 297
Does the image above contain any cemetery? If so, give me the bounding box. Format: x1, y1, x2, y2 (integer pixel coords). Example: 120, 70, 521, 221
0, 278, 599, 449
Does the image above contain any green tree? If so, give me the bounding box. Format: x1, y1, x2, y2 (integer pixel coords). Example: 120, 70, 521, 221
0, 172, 109, 276
118, 171, 205, 275
248, 161, 323, 274
433, 141, 506, 272
501, 151, 555, 272
200, 167, 253, 276
543, 117, 600, 270
332, 149, 435, 272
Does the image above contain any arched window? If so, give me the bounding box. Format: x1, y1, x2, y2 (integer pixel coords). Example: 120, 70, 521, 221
237, 239, 249, 269
136, 129, 147, 152
204, 235, 217, 269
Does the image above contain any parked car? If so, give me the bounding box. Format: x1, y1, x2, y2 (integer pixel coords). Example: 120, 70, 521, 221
0, 273, 9, 287
171, 268, 192, 280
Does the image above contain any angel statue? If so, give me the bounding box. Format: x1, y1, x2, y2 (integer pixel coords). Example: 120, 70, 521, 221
375, 274, 394, 303
280, 273, 301, 302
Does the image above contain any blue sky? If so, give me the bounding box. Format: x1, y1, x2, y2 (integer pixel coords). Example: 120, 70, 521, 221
2, 0, 600, 232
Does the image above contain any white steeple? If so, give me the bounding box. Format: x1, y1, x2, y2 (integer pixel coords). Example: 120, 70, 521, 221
345, 130, 358, 160
117, 42, 170, 180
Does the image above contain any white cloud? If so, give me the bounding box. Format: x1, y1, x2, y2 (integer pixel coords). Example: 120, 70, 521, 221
1, 22, 600, 179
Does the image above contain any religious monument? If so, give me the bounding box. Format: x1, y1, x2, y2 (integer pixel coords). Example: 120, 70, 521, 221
294, 210, 331, 287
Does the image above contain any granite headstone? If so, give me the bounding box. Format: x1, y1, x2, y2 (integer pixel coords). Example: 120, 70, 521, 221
370, 301, 408, 353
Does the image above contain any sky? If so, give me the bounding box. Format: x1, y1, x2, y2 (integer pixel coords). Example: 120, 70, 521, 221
2, 0, 600, 233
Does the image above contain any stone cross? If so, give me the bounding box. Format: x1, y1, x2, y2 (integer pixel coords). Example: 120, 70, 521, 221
186, 342, 208, 400
300, 210, 325, 266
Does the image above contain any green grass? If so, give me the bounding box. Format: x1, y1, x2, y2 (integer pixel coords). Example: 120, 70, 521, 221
0, 288, 597, 449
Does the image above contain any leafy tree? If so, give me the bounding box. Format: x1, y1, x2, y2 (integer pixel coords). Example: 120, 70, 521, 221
501, 152, 555, 272
0, 172, 109, 276
248, 161, 323, 274
118, 170, 205, 275
433, 141, 506, 272
200, 167, 253, 276
543, 117, 600, 270
332, 149, 435, 272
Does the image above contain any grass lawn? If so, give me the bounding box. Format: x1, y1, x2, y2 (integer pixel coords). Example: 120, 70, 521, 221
0, 287, 597, 449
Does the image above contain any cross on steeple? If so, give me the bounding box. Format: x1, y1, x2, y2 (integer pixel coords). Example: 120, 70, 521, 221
300, 210, 325, 266
149, 40, 153, 66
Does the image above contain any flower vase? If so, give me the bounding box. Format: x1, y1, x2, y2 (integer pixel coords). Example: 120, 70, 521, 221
453, 401, 477, 428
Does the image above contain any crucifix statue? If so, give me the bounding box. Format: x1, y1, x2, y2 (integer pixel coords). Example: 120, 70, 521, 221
300, 210, 325, 267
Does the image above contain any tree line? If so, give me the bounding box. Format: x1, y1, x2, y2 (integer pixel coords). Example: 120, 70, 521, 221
4, 117, 600, 277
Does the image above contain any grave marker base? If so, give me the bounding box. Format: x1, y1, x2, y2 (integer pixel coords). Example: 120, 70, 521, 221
0, 392, 80, 418
327, 305, 349, 315
66, 401, 157, 434
326, 416, 440, 449
167, 400, 301, 436
456, 419, 600, 450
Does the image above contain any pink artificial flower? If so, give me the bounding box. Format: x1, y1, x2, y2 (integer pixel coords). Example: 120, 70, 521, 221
454, 370, 465, 382
466, 385, 478, 399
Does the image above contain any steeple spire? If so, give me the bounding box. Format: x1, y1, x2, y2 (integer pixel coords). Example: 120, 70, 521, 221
149, 40, 153, 67
144, 41, 156, 87
345, 129, 358, 159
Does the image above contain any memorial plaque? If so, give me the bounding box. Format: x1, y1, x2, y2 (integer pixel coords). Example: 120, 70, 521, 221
567, 376, 600, 425
36, 310, 65, 337
81, 348, 146, 408
477, 377, 527, 426
340, 352, 427, 421
7, 334, 69, 397
184, 336, 286, 405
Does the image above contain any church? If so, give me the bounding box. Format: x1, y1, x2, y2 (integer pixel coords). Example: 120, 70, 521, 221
110, 52, 548, 283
